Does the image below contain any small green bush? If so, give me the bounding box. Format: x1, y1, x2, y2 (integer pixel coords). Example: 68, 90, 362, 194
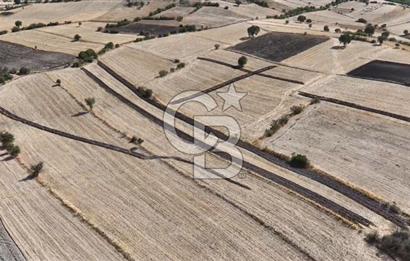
18, 67, 30, 75
288, 154, 309, 168
159, 70, 168, 77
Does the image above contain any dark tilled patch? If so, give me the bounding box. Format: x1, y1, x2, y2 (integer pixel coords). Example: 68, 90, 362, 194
347, 60, 410, 86
0, 40, 76, 72
109, 22, 180, 36
229, 32, 329, 62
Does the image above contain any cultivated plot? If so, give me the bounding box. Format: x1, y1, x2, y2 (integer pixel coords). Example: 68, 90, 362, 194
229, 31, 329, 62
0, 40, 75, 71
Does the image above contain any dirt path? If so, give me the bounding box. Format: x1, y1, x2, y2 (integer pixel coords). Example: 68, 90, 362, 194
0, 218, 25, 261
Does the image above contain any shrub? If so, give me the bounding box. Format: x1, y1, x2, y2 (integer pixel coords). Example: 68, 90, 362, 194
365, 229, 410, 260
214, 44, 220, 50
18, 67, 30, 75
73, 34, 81, 41
159, 70, 168, 77
176, 62, 185, 69
30, 162, 44, 177
85, 97, 95, 111
237, 56, 247, 68
288, 154, 309, 168
297, 15, 306, 23
55, 79, 61, 86
11, 26, 20, 32
7, 145, 20, 158
0, 30, 8, 35
247, 25, 260, 38
365, 231, 380, 244
324, 25, 329, 32
15, 20, 22, 27
78, 49, 97, 63
0, 132, 14, 146
290, 105, 304, 115
136, 87, 153, 99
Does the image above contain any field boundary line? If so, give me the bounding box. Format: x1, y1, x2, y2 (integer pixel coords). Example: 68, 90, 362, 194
197, 57, 305, 84
298, 91, 410, 123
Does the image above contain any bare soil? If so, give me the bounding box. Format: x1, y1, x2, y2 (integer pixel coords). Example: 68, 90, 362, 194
229, 32, 329, 62
110, 21, 180, 36
0, 40, 76, 72
347, 60, 410, 86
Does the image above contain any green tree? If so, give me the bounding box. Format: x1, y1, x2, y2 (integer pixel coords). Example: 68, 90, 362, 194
0, 132, 14, 146
324, 25, 329, 32
247, 25, 260, 38
85, 97, 95, 111
15, 20, 22, 28
297, 15, 306, 23
7, 145, 20, 158
237, 56, 247, 68
404, 29, 408, 35
73, 34, 81, 41
339, 33, 352, 47
364, 24, 375, 36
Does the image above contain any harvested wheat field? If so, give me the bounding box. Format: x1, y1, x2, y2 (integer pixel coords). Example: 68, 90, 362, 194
0, 29, 103, 55
0, 152, 123, 260
1, 0, 410, 259
302, 75, 410, 118
183, 6, 249, 28
37, 22, 136, 46
0, 1, 120, 32
263, 102, 410, 213
0, 71, 372, 261
1, 66, 389, 260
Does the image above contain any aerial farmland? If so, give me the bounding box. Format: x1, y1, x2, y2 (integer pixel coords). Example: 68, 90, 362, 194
0, 0, 410, 260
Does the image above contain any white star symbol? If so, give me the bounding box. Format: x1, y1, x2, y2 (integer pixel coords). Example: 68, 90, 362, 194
216, 84, 248, 112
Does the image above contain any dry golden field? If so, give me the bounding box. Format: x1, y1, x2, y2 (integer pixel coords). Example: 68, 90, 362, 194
1, 0, 410, 260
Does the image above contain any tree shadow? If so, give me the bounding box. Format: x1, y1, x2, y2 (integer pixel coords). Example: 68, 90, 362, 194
19, 173, 38, 182
2, 156, 14, 161
72, 111, 88, 117
331, 45, 345, 50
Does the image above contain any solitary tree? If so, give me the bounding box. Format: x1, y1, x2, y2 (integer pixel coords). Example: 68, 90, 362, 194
247, 25, 260, 38
324, 25, 329, 32
364, 24, 375, 36
404, 29, 409, 36
297, 15, 306, 23
85, 97, 95, 111
237, 56, 247, 68
214, 43, 220, 50
55, 79, 61, 86
377, 35, 384, 45
73, 34, 81, 41
15, 20, 22, 28
339, 33, 352, 47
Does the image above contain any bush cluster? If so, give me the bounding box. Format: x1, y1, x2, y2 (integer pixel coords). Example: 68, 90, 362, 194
136, 87, 153, 99
365, 230, 410, 260
288, 153, 309, 168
